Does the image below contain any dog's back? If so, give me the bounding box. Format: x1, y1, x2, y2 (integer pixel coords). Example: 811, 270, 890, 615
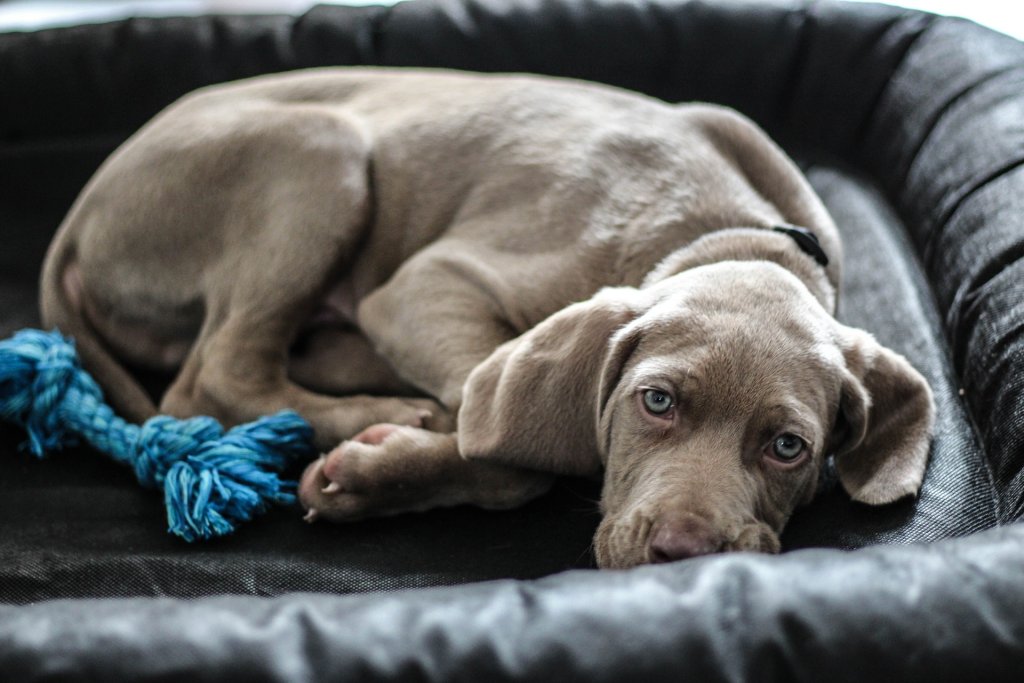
39, 66, 840, 450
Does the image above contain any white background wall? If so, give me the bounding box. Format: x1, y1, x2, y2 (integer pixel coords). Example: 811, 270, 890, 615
0, 1, 1021, 42
849, 0, 1023, 40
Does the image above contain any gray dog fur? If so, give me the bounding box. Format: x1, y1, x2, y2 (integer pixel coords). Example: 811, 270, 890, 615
40, 68, 934, 568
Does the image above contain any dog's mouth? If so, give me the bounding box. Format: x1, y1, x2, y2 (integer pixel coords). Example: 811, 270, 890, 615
593, 512, 780, 568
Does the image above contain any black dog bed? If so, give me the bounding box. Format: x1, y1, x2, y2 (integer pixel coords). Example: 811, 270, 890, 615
1, 0, 1022, 679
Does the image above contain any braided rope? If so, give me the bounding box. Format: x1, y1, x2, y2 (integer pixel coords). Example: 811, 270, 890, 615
0, 329, 314, 541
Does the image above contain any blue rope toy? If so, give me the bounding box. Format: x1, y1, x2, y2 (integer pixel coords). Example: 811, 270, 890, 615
0, 329, 315, 541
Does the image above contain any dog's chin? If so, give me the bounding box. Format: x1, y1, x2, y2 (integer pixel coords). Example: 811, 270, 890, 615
727, 522, 782, 555
593, 515, 781, 569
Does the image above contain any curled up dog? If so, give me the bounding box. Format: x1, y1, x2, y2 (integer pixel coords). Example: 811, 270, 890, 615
39, 68, 934, 568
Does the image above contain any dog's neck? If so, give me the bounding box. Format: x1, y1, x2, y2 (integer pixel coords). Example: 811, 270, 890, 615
643, 227, 837, 312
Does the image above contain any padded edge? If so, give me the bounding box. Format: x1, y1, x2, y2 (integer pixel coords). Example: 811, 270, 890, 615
0, 0, 924, 152
865, 19, 1024, 519
3, 523, 1024, 682
0, 4, 386, 142
379, 0, 930, 159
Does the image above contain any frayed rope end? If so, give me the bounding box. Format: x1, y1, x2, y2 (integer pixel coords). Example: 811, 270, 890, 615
162, 411, 313, 542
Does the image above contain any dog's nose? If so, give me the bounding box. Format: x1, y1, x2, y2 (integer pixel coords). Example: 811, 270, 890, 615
648, 517, 724, 562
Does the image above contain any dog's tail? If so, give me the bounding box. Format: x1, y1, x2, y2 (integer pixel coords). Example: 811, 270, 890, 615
39, 214, 159, 425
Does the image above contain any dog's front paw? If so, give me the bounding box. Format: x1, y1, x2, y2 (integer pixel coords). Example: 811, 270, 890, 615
298, 424, 461, 522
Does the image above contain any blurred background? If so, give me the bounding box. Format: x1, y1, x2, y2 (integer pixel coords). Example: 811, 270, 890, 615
0, 0, 1021, 41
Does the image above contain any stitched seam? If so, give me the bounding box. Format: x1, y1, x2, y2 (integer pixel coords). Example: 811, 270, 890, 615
851, 11, 938, 166
934, 156, 1024, 242
776, 2, 812, 129
368, 0, 396, 64
966, 310, 1023, 524
903, 65, 1021, 206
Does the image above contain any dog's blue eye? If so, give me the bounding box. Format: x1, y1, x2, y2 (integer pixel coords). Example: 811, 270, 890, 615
642, 389, 673, 416
772, 434, 805, 461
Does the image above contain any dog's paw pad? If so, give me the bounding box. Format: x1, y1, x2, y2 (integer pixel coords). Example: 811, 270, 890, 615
351, 423, 404, 445
297, 428, 457, 523
320, 439, 388, 491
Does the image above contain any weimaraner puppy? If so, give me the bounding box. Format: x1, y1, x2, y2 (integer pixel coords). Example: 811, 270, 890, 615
40, 68, 934, 568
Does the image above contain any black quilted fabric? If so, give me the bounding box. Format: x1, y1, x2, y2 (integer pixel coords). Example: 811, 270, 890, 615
1, 1, 1022, 680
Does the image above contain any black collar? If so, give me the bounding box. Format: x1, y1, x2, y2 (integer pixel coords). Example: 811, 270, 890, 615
773, 224, 829, 267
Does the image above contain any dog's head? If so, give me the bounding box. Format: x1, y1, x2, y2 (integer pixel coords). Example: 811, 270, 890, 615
459, 241, 934, 568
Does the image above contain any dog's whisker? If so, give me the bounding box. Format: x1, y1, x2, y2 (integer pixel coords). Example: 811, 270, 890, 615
574, 539, 597, 567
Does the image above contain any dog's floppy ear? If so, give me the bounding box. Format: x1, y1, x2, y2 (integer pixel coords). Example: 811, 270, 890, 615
457, 287, 645, 477
832, 328, 935, 505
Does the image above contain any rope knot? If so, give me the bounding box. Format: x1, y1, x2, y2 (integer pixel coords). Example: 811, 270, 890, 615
0, 329, 316, 541
134, 415, 224, 487
162, 412, 312, 541
0, 329, 105, 455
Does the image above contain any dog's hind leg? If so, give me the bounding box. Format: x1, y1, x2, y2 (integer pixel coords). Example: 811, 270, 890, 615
288, 327, 417, 398
155, 104, 440, 449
